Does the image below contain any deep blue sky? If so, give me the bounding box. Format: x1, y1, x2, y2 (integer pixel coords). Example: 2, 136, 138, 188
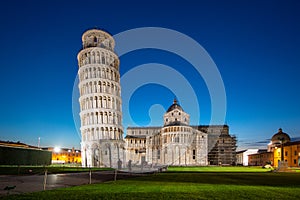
0, 0, 299, 150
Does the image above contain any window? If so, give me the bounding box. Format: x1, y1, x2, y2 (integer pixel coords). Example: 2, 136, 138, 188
285, 151, 288, 156
157, 150, 160, 159
94, 37, 97, 42
105, 151, 107, 155
175, 137, 179, 143
193, 149, 196, 159
294, 159, 297, 164
135, 149, 138, 154
295, 151, 297, 156
130, 140, 132, 144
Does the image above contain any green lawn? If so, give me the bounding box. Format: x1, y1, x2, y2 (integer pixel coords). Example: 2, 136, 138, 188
167, 166, 272, 172
2, 166, 300, 200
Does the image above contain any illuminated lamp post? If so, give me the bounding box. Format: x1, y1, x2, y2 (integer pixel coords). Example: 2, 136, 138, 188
279, 137, 285, 162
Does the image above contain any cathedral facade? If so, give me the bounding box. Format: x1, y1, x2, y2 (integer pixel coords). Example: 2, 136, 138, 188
125, 99, 237, 166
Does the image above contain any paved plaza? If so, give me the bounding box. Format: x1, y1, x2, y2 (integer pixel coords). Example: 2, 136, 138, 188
0, 171, 139, 196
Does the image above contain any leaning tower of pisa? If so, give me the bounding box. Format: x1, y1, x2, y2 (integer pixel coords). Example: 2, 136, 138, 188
77, 29, 125, 168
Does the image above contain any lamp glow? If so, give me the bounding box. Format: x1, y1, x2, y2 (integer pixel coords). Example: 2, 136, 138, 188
54, 147, 60, 153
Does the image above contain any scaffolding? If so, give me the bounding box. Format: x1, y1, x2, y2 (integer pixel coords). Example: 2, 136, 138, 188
208, 133, 237, 165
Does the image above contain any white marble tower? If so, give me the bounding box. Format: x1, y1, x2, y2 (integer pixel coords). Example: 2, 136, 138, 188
77, 29, 125, 168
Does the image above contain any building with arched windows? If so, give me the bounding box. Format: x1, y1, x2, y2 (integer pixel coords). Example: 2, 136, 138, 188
77, 29, 236, 168
125, 99, 237, 166
247, 128, 300, 167
77, 29, 125, 168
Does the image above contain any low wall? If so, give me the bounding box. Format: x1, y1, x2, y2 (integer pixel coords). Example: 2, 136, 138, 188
0, 146, 51, 165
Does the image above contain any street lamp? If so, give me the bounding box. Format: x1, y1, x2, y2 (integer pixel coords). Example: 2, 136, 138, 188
278, 137, 285, 162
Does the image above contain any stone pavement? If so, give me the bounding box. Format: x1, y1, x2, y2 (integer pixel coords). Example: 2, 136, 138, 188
0, 171, 138, 196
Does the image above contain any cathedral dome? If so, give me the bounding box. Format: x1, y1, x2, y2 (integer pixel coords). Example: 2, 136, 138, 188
271, 128, 291, 145
167, 99, 183, 112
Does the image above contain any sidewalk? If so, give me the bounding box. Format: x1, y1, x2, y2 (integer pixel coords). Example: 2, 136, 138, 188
0, 171, 136, 196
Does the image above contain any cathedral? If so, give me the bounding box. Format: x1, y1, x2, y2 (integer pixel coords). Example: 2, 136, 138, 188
77, 28, 236, 168
125, 99, 237, 166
